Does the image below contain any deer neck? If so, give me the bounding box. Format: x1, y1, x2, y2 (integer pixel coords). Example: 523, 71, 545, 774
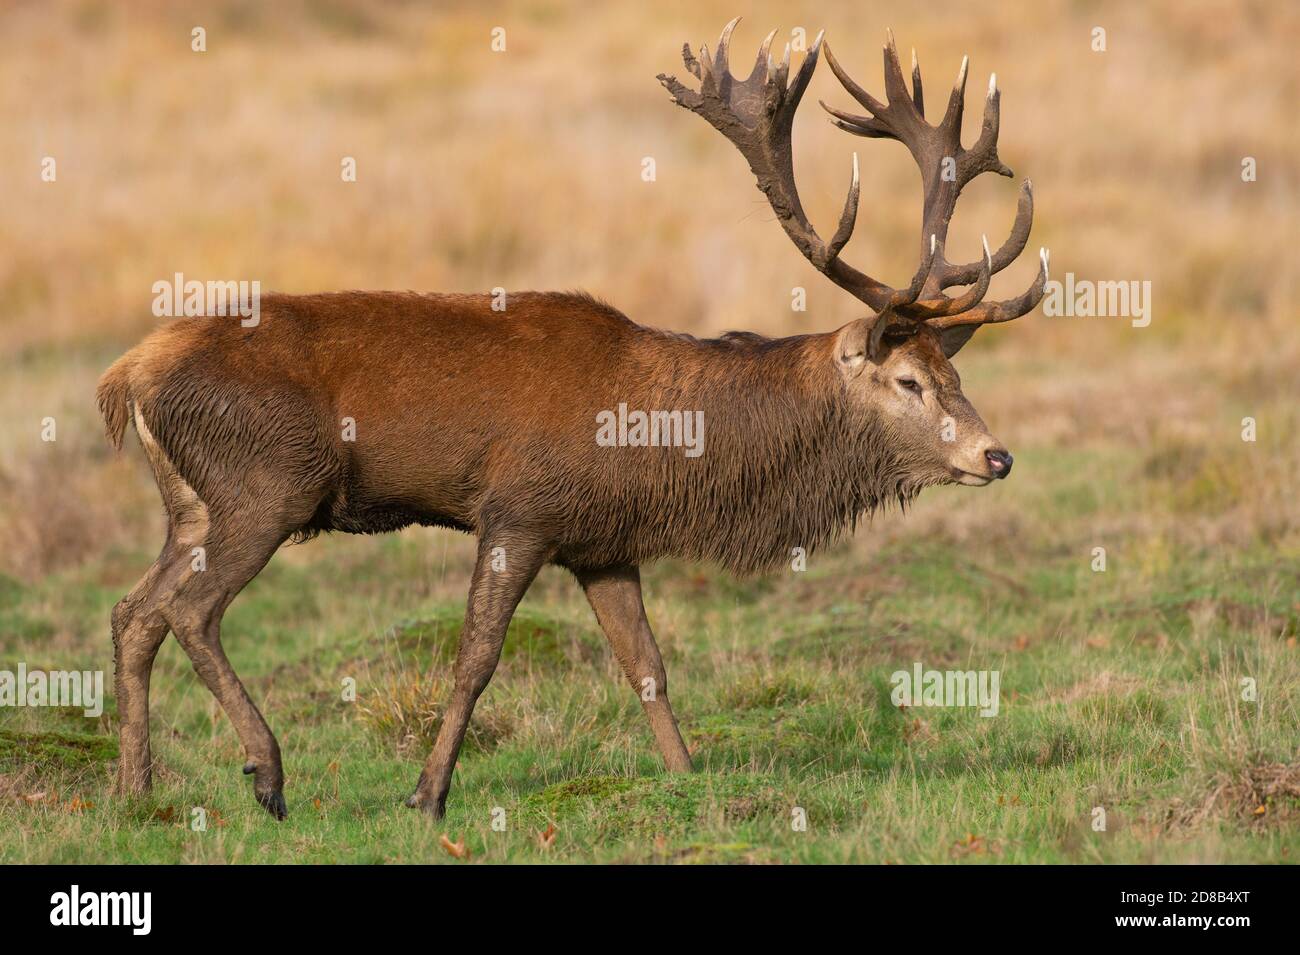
654, 333, 916, 573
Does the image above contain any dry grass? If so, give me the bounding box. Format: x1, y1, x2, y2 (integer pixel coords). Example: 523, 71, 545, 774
1167, 761, 1300, 830
1, 0, 1296, 576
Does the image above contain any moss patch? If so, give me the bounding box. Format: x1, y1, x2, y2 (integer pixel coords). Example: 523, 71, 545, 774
0, 730, 117, 773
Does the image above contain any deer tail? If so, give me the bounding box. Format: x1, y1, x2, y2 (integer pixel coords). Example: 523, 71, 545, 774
96, 353, 137, 450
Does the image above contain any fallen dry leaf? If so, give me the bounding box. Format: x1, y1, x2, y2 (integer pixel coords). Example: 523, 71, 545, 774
902, 716, 934, 743
950, 833, 990, 858
440, 833, 469, 860
538, 822, 558, 850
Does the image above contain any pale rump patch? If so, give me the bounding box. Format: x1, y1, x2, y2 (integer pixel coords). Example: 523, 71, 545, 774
132, 403, 210, 546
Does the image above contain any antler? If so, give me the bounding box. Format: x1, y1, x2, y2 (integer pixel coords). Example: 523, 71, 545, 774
821, 30, 1048, 331
658, 18, 1049, 348
657, 19, 935, 317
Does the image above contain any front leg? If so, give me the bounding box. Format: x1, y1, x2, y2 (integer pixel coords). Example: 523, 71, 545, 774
575, 564, 693, 773
406, 533, 548, 818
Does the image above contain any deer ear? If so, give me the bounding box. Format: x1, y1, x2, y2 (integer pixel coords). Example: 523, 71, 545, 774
937, 324, 979, 358
836, 313, 922, 373
834, 317, 873, 376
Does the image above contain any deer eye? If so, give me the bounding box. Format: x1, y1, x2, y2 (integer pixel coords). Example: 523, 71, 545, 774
896, 377, 923, 397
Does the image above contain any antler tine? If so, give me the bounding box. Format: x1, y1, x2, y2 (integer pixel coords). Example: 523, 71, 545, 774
821, 35, 932, 154
823, 40, 888, 116
826, 153, 861, 262
910, 48, 924, 117
912, 236, 993, 316
790, 30, 824, 102
681, 43, 701, 79
771, 41, 791, 91
746, 28, 778, 83
698, 43, 713, 87
881, 29, 915, 118
929, 247, 1050, 329
960, 71, 1013, 183
935, 179, 1033, 287
823, 34, 953, 170
821, 101, 894, 139
940, 55, 968, 138
712, 16, 743, 97
886, 232, 941, 309
717, 17, 739, 59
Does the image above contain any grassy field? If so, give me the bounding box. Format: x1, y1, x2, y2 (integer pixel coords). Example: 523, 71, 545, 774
3, 409, 1297, 863
1, 0, 1297, 863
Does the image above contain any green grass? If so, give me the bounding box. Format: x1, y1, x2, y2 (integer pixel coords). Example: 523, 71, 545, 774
1, 445, 1297, 864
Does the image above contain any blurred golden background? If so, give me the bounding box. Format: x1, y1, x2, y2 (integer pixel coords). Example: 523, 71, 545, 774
0, 0, 1295, 575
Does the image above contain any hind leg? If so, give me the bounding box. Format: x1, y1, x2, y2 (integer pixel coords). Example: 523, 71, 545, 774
113, 415, 212, 795
161, 520, 295, 818
112, 555, 175, 795
119, 399, 331, 817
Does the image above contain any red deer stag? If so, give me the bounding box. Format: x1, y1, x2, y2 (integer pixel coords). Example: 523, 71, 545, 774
98, 19, 1047, 819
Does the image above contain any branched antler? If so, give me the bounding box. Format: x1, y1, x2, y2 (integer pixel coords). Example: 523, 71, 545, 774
659, 18, 1050, 352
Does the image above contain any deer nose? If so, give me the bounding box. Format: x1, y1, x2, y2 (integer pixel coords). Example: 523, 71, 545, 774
985, 449, 1013, 479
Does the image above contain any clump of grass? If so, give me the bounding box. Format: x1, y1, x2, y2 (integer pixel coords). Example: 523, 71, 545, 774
1166, 761, 1300, 830
354, 666, 515, 754
386, 605, 602, 670
526, 775, 636, 819
522, 772, 790, 842
715, 671, 815, 711
685, 712, 779, 748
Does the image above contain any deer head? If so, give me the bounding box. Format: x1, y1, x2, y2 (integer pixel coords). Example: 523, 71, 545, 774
659, 18, 1049, 486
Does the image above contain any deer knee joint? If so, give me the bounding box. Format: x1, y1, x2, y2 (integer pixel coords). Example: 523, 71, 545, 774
111, 598, 134, 643
453, 653, 496, 696
633, 661, 668, 699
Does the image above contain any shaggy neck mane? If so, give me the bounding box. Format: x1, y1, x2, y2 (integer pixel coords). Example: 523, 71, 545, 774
603, 330, 922, 575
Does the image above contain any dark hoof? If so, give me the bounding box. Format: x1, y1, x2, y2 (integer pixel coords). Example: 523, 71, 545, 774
256, 789, 288, 821
404, 792, 445, 818
242, 761, 256, 776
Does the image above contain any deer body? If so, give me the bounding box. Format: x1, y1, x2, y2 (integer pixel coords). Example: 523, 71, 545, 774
101, 19, 1046, 819
103, 290, 919, 572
